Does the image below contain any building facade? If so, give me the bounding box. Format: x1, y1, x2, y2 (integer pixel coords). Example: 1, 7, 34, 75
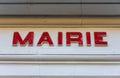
0, 0, 120, 78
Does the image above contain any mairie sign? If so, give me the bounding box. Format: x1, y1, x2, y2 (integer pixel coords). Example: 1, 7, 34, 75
0, 28, 119, 55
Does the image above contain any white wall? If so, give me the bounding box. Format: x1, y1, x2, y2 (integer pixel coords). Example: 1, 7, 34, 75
0, 62, 119, 77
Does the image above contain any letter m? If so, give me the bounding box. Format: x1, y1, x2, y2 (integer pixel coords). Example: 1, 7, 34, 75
13, 32, 34, 46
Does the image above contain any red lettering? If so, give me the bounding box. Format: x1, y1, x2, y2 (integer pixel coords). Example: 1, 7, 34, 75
94, 32, 108, 46
13, 32, 34, 46
86, 32, 91, 46
37, 32, 53, 46
12, 31, 108, 47
66, 32, 83, 46
58, 32, 63, 45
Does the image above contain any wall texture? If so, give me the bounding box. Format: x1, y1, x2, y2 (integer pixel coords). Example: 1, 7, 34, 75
0, 0, 120, 15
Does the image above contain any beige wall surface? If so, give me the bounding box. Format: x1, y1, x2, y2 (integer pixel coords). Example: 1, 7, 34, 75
0, 17, 119, 27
